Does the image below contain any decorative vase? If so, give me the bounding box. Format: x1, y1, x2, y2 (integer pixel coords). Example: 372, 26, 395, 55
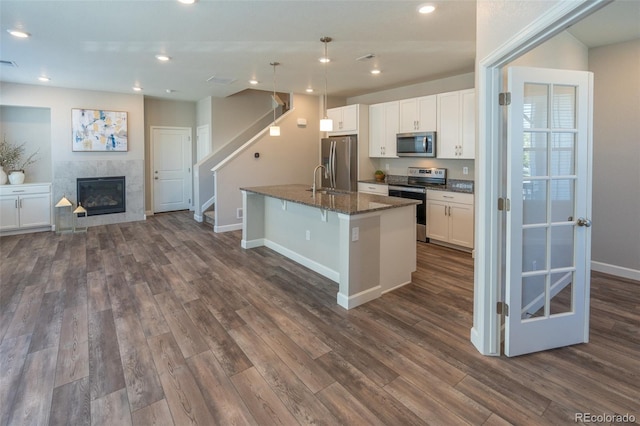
8, 170, 25, 185
0, 166, 7, 185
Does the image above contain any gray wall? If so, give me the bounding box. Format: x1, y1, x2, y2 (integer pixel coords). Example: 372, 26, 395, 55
143, 97, 197, 212
0, 105, 51, 183
213, 93, 320, 230
0, 82, 146, 225
589, 38, 640, 272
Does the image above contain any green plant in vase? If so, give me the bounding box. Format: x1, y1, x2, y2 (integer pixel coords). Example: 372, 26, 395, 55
374, 170, 386, 182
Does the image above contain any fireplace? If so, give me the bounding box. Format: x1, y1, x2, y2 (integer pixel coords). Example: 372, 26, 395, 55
77, 176, 126, 216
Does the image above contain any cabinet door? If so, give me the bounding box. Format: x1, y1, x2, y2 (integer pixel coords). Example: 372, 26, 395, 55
416, 95, 437, 132
383, 101, 399, 157
326, 107, 342, 131
460, 89, 476, 159
340, 105, 358, 133
399, 99, 418, 133
426, 199, 449, 241
449, 202, 474, 248
19, 194, 52, 228
437, 91, 460, 159
368, 104, 384, 157
0, 196, 20, 230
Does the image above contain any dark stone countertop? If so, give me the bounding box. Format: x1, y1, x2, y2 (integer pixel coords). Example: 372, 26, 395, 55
241, 184, 420, 216
359, 177, 474, 194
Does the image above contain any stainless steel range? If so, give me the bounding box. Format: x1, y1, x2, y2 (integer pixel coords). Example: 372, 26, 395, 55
389, 167, 447, 242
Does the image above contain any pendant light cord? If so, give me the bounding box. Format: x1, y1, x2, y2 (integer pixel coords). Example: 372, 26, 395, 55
270, 62, 280, 124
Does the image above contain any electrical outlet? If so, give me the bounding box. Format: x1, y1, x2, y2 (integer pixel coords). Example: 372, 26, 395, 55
236, 208, 243, 219
306, 230, 311, 241
351, 227, 359, 242
385, 163, 390, 171
463, 167, 469, 175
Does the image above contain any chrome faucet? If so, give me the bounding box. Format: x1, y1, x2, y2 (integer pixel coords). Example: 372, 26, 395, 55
312, 164, 327, 197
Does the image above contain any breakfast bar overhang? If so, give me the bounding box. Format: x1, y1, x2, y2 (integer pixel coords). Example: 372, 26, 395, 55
240, 184, 420, 309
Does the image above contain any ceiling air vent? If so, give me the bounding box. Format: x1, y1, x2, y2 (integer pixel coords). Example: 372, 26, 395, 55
0, 60, 18, 67
356, 53, 376, 61
206, 75, 237, 85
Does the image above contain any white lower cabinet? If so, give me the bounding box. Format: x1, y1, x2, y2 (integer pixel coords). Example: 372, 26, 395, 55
426, 190, 474, 249
357, 182, 388, 196
0, 183, 52, 233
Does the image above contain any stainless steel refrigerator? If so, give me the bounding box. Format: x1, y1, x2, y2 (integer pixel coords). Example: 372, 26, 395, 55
321, 135, 358, 191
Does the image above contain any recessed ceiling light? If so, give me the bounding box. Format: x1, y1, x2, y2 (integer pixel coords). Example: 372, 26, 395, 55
7, 29, 30, 38
177, 0, 197, 4
38, 76, 51, 82
417, 4, 436, 14
319, 57, 330, 64
155, 54, 171, 62
370, 69, 381, 75
306, 87, 314, 93
165, 89, 175, 93
249, 79, 259, 85
132, 86, 143, 92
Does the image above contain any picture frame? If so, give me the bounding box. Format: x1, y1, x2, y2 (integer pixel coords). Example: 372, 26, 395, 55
72, 108, 128, 152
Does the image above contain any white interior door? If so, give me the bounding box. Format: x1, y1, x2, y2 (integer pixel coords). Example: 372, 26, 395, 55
504, 66, 593, 357
152, 127, 192, 213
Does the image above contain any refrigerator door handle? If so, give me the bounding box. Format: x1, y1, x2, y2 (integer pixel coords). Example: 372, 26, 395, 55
332, 141, 337, 188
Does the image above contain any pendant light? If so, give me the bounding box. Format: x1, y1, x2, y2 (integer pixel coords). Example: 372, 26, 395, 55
269, 61, 281, 136
320, 36, 333, 132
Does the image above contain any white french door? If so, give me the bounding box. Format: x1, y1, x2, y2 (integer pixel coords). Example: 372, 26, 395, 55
152, 127, 192, 213
504, 67, 593, 357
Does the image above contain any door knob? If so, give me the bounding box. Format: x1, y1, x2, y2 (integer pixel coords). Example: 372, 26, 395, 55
576, 217, 591, 227
154, 177, 158, 180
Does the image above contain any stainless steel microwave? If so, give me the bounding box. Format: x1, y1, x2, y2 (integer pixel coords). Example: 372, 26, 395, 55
396, 132, 436, 157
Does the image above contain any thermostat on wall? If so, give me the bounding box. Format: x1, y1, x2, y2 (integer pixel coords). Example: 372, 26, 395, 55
297, 118, 307, 126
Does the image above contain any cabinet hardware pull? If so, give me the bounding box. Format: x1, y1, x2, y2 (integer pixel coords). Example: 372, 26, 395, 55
15, 200, 18, 209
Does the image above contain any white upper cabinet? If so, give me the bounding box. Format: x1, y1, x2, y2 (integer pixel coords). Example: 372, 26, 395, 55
437, 89, 476, 159
327, 104, 358, 134
399, 95, 437, 133
369, 101, 399, 158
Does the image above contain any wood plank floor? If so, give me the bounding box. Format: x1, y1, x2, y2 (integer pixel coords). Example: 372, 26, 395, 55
1, 210, 638, 425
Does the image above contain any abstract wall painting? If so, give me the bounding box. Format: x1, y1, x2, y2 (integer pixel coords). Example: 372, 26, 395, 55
72, 109, 128, 151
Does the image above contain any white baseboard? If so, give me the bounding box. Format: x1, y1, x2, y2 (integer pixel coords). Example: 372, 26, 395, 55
337, 286, 382, 310
145, 210, 153, 217
193, 213, 203, 223
242, 238, 265, 249
264, 239, 340, 282
214, 223, 243, 233
591, 261, 640, 282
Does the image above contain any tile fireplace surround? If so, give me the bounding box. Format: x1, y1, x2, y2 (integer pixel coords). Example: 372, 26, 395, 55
53, 159, 144, 226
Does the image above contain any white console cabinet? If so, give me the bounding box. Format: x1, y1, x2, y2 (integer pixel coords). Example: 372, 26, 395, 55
0, 183, 52, 234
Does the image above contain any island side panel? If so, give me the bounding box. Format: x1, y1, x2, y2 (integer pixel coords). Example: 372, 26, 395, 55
263, 196, 341, 282
379, 205, 417, 293
336, 214, 382, 309
241, 190, 265, 248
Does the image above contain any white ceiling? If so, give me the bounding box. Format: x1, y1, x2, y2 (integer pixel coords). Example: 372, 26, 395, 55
1, 1, 638, 102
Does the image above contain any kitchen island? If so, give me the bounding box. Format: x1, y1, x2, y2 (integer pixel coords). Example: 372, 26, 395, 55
240, 184, 420, 309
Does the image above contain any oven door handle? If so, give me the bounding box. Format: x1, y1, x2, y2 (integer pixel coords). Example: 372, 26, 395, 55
388, 185, 426, 194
